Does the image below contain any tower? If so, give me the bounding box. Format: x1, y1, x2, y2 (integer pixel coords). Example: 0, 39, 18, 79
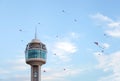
25, 29, 47, 81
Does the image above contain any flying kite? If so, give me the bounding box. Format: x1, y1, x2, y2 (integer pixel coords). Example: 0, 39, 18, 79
94, 42, 99, 46
43, 70, 46, 72
64, 68, 66, 71
62, 10, 65, 13
74, 19, 77, 22
19, 29, 22, 32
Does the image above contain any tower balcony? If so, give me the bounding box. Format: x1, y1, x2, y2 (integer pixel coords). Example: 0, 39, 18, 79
26, 58, 46, 65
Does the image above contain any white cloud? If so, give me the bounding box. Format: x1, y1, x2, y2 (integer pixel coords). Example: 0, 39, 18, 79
95, 51, 120, 81
42, 67, 83, 81
0, 54, 30, 80
49, 32, 79, 62
69, 32, 80, 39
6, 57, 29, 71
108, 22, 120, 28
12, 65, 28, 71
52, 41, 77, 61
3, 74, 30, 81
91, 13, 113, 23
106, 29, 120, 37
91, 13, 120, 38
55, 42, 77, 53
0, 68, 10, 74
101, 43, 110, 49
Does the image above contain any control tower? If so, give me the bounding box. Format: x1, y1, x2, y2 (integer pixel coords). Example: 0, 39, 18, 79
25, 29, 47, 81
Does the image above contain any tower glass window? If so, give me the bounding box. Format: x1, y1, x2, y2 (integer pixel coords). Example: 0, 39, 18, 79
25, 49, 47, 60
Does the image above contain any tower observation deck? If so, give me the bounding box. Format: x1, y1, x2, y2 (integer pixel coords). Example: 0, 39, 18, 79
25, 29, 47, 81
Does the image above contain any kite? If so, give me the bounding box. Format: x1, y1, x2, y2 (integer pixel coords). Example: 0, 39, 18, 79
94, 42, 99, 45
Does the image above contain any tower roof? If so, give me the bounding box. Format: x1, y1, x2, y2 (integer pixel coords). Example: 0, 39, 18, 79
31, 39, 40, 43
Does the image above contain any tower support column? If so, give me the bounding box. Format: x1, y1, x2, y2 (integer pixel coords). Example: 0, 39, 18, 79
31, 65, 41, 81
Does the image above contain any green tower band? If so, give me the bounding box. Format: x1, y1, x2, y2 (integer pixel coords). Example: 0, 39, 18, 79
25, 37, 47, 81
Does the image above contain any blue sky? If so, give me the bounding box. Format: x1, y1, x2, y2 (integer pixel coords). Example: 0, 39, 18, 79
0, 0, 120, 81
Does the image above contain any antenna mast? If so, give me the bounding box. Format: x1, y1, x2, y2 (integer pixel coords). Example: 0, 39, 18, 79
35, 27, 37, 39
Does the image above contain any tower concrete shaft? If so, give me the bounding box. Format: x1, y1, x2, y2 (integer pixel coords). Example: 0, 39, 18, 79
31, 65, 41, 81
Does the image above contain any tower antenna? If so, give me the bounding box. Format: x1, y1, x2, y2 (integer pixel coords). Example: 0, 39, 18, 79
35, 27, 37, 39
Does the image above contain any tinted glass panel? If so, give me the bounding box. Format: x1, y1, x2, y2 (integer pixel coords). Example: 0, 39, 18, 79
25, 49, 47, 60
